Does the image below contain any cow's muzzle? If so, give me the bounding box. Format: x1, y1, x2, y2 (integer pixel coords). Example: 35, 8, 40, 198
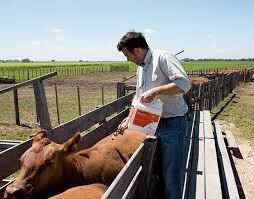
4, 184, 32, 199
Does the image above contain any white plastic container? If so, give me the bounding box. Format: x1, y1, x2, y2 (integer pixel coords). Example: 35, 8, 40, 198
128, 99, 163, 135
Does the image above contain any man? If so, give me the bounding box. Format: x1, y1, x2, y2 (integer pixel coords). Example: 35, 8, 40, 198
117, 31, 191, 199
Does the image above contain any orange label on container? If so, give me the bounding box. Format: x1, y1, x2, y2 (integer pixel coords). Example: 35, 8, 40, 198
133, 109, 160, 127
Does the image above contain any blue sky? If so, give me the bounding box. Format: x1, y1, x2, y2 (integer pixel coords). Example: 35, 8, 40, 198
0, 0, 253, 61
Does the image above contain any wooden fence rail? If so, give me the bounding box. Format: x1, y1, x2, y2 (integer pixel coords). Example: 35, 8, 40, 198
0, 76, 109, 127
117, 72, 244, 111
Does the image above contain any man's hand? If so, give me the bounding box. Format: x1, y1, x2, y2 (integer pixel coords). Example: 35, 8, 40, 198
139, 88, 157, 103
113, 117, 130, 136
119, 117, 129, 131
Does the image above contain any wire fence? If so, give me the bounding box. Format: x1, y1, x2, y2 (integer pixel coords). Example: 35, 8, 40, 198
0, 65, 137, 82
0, 85, 116, 129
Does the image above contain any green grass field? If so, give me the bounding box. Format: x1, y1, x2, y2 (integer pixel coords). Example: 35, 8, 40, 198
0, 61, 254, 82
0, 61, 135, 69
211, 82, 254, 145
1, 60, 254, 70
182, 60, 254, 70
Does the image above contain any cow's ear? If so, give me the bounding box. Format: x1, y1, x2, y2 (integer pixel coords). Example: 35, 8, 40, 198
33, 129, 48, 144
63, 132, 81, 154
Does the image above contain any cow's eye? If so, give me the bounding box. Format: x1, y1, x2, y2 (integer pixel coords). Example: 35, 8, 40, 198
18, 158, 23, 166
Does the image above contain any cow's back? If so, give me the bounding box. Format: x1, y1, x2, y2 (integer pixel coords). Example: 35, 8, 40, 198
95, 129, 146, 151
49, 183, 107, 199
76, 130, 146, 185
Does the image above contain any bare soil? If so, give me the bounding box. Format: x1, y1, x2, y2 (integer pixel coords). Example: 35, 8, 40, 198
218, 120, 254, 198
237, 82, 254, 96
44, 71, 136, 88
0, 71, 137, 92
235, 141, 254, 199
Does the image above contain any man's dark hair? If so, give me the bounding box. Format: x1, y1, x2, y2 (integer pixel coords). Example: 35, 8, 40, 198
117, 31, 149, 52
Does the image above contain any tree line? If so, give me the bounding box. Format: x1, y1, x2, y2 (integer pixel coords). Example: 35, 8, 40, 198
182, 58, 254, 62
1, 58, 254, 63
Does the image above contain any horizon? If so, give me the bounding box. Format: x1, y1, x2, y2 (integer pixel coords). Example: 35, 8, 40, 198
2, 58, 254, 63
1, 0, 254, 61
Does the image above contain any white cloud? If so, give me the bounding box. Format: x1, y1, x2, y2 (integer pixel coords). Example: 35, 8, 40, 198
144, 28, 157, 34
51, 28, 64, 33
215, 49, 225, 53
31, 41, 41, 46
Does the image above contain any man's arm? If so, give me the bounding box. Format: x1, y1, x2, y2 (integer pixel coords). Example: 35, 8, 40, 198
140, 52, 191, 103
139, 82, 183, 103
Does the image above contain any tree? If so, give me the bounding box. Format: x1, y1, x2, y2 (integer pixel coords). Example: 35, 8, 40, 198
21, 58, 31, 63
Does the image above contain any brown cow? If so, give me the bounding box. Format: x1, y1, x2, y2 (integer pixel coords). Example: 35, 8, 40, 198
4, 129, 146, 199
48, 183, 107, 199
209, 69, 243, 75
190, 77, 209, 85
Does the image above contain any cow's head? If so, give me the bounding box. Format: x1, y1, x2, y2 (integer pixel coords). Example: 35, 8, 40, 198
4, 129, 81, 199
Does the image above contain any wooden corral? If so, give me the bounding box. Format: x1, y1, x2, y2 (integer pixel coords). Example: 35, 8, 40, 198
182, 110, 239, 199
117, 70, 246, 111
0, 72, 158, 198
0, 92, 129, 196
1, 68, 252, 198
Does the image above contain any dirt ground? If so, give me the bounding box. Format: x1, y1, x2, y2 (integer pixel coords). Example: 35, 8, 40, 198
0, 71, 137, 90
218, 120, 254, 198
44, 71, 137, 88
235, 141, 254, 198
218, 82, 254, 199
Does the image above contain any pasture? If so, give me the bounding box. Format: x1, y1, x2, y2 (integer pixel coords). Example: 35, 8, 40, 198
0, 61, 254, 82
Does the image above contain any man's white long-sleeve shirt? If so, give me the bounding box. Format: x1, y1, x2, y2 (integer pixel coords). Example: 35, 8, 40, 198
136, 49, 191, 118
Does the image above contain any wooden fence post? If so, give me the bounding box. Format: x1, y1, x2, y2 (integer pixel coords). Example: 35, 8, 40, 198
117, 82, 126, 99
55, 85, 60, 125
77, 86, 81, 116
208, 81, 212, 110
199, 84, 204, 110
13, 88, 20, 125
212, 79, 216, 108
221, 76, 225, 100
101, 86, 105, 105
27, 70, 29, 80
215, 78, 219, 106
33, 79, 51, 131
136, 136, 158, 199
